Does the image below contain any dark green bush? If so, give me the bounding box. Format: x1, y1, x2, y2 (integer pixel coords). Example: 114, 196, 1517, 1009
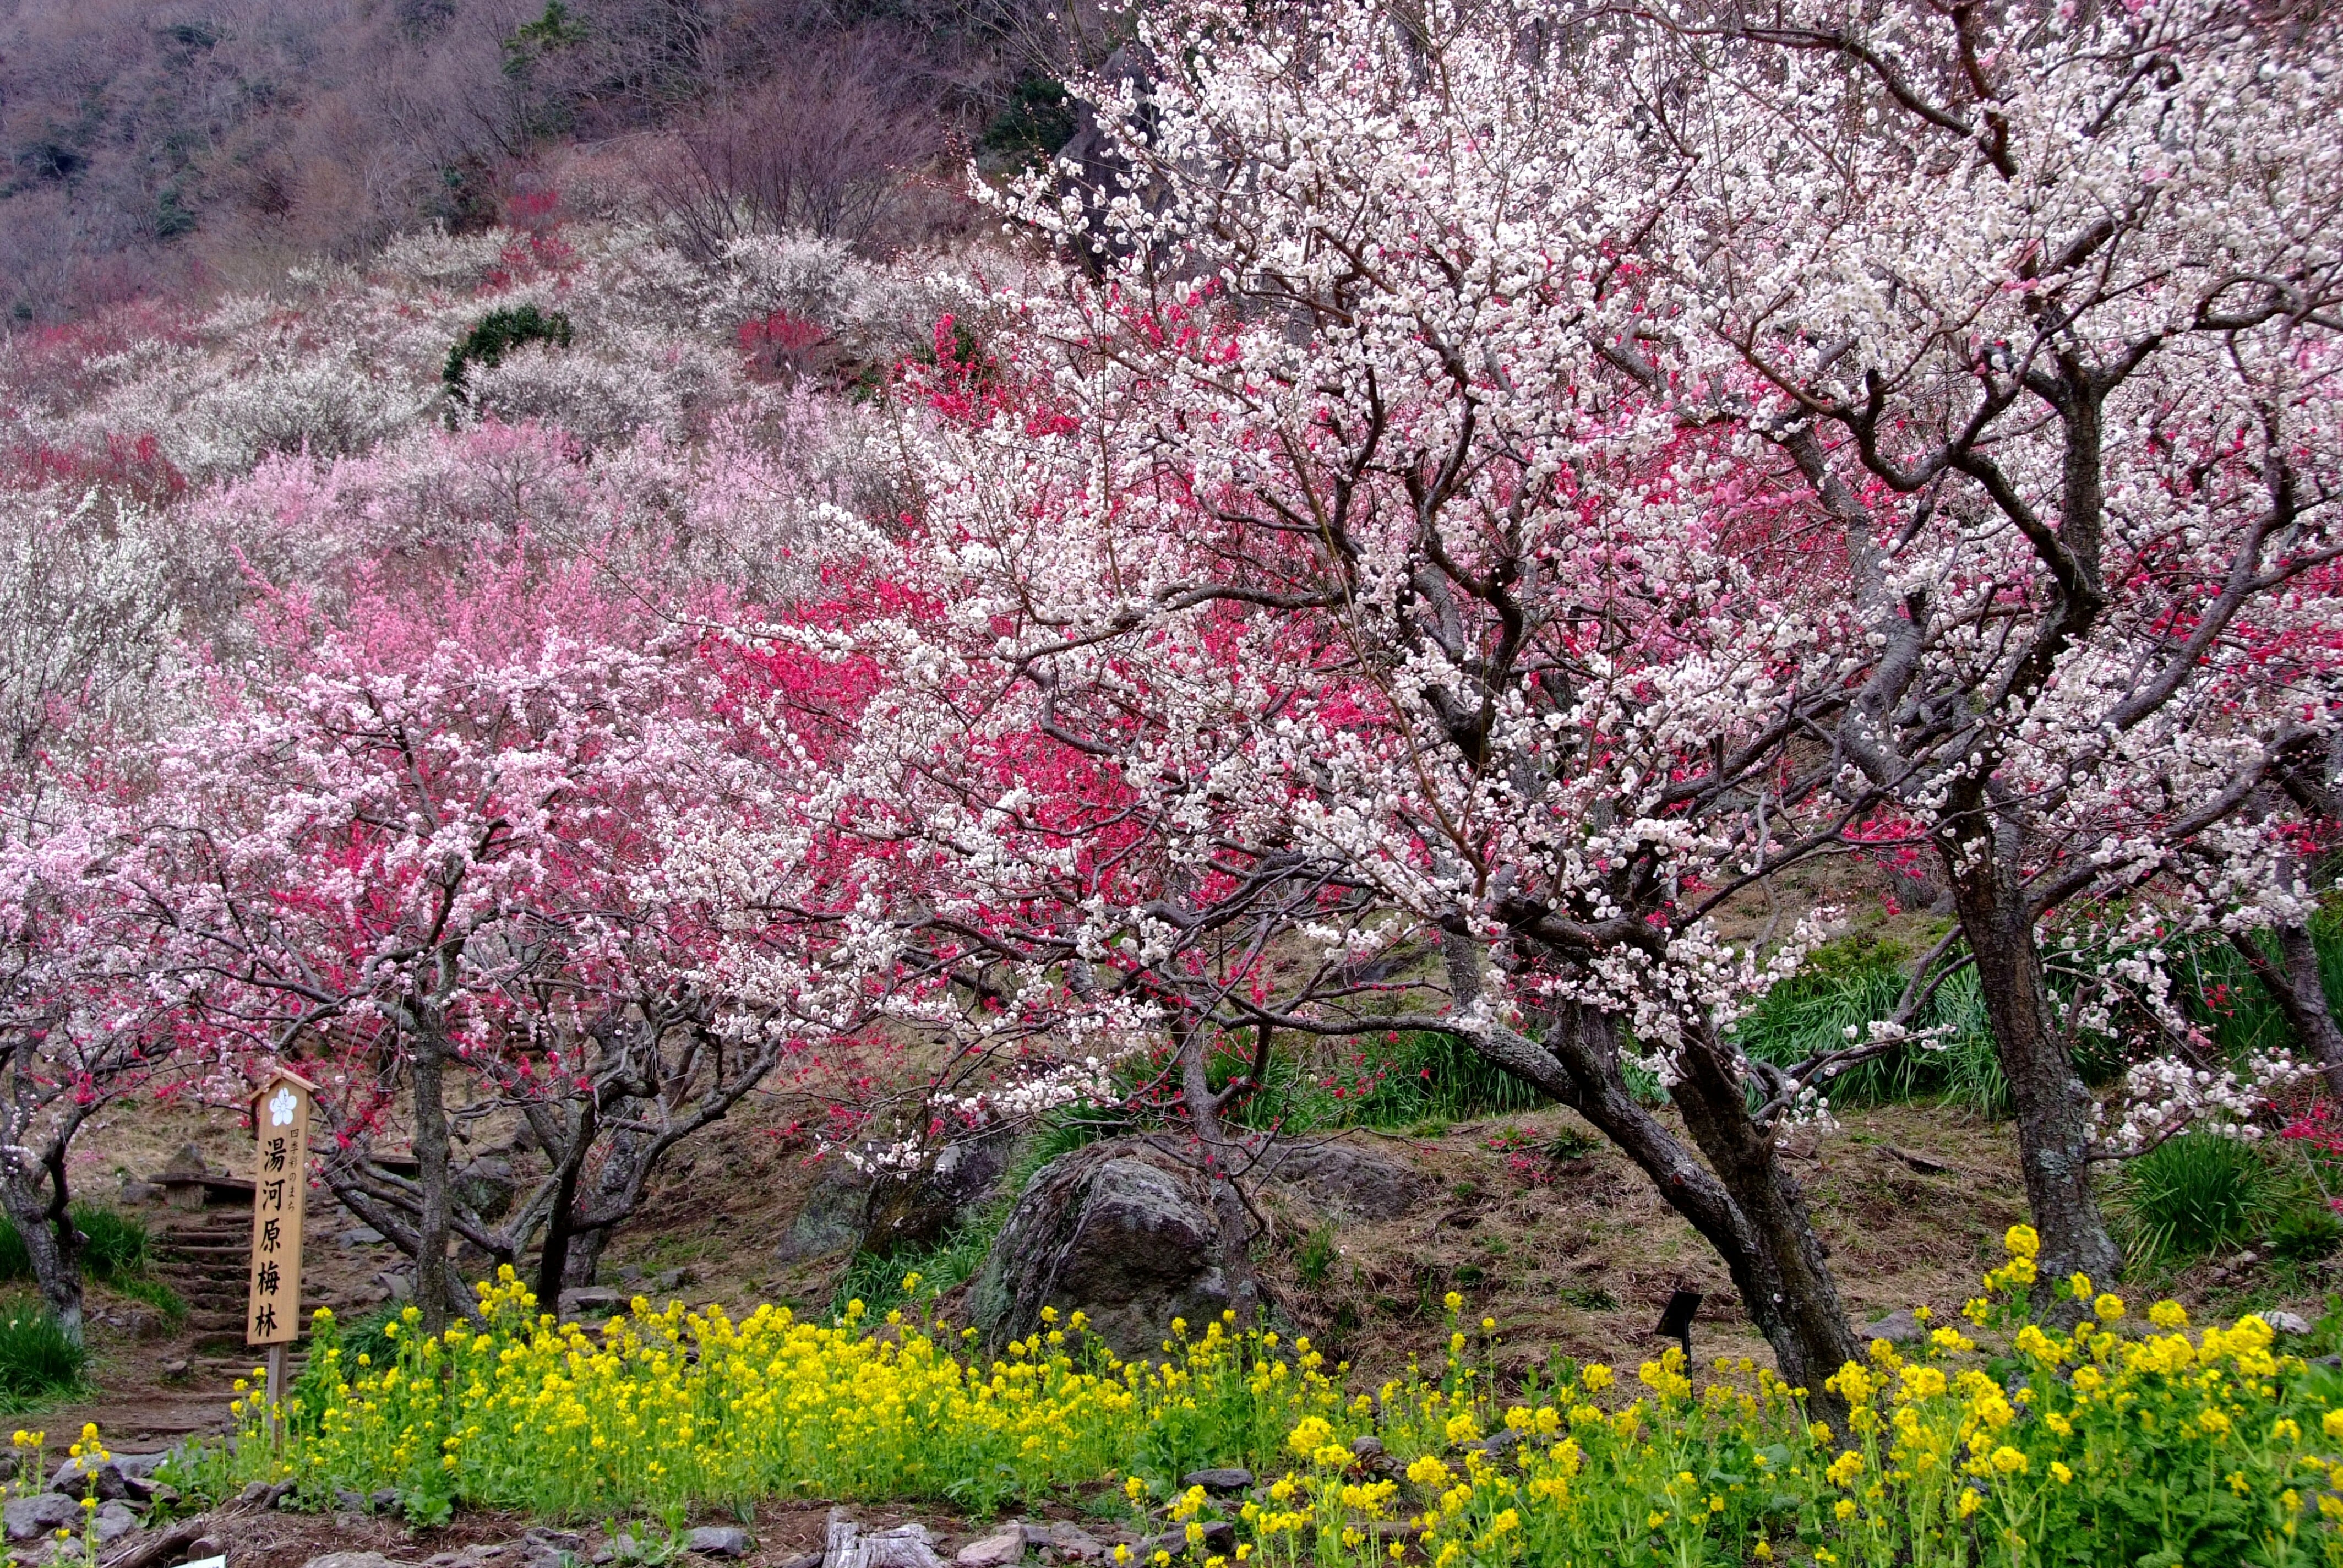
443, 303, 574, 399
981, 77, 1078, 168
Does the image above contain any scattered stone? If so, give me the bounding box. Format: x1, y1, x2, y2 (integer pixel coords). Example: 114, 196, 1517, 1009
1181, 1468, 1252, 1494
684, 1526, 754, 1558
776, 1554, 824, 1568
339, 1227, 387, 1247
955, 1524, 1027, 1567
1458, 1428, 1523, 1462
303, 1555, 405, 1568
117, 1177, 160, 1205
651, 1266, 700, 1297
971, 1136, 1239, 1357
1861, 1309, 1926, 1346
4, 1492, 77, 1541
333, 1487, 368, 1512
377, 1268, 415, 1302
159, 1358, 191, 1379
370, 1487, 401, 1513
2268, 1309, 2314, 1336
92, 1501, 140, 1544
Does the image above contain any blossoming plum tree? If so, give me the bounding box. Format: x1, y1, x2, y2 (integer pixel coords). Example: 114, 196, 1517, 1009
871, 0, 2343, 1370
126, 563, 820, 1327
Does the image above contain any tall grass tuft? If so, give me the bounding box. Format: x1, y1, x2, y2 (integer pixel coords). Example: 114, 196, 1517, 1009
2107, 1133, 2282, 1266
0, 1204, 183, 1321
1732, 936, 2009, 1114
1319, 1031, 1551, 1127
0, 1302, 88, 1410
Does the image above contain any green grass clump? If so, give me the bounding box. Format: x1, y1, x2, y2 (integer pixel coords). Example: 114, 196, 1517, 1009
1317, 1031, 1550, 1127
0, 1300, 88, 1410
1731, 935, 2009, 1113
0, 1204, 184, 1322
2108, 1133, 2284, 1266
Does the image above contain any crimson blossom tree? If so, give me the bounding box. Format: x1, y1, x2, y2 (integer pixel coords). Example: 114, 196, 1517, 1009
854, 0, 2343, 1378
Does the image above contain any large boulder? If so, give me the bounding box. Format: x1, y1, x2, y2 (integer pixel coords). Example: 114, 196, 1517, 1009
777, 1160, 874, 1264
1255, 1137, 1430, 1220
780, 1126, 1020, 1266
453, 1156, 517, 1221
862, 1124, 1018, 1255
971, 1136, 1236, 1357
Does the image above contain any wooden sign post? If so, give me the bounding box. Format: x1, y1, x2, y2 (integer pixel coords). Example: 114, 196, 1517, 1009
247, 1070, 314, 1434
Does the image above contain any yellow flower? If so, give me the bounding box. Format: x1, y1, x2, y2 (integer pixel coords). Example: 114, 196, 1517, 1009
2051, 1462, 2074, 1485
2149, 1300, 2189, 1330
2004, 1224, 2040, 1260
2094, 1294, 2126, 1324
1442, 1292, 1463, 1313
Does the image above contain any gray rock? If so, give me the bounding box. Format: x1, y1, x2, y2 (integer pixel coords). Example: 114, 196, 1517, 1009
1257, 1140, 1431, 1220
1141, 1524, 1234, 1559
117, 1177, 159, 1206
825, 1512, 945, 1568
455, 1157, 519, 1221
377, 1268, 415, 1302
685, 1527, 754, 1559
3, 1492, 75, 1541
339, 1226, 387, 1247
558, 1286, 625, 1319
520, 1529, 591, 1568
955, 1525, 1026, 1567
650, 1266, 699, 1297
779, 1162, 875, 1264
303, 1555, 404, 1568
333, 1487, 368, 1512
863, 1125, 1021, 1256
1861, 1309, 1926, 1346
971, 1136, 1240, 1357
2268, 1309, 2314, 1336
1181, 1467, 1252, 1494
48, 1452, 162, 1500
370, 1487, 401, 1513
1043, 1526, 1105, 1562
91, 1501, 139, 1544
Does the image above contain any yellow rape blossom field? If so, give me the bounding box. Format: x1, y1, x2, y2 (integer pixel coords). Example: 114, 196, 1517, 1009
144, 1231, 2343, 1567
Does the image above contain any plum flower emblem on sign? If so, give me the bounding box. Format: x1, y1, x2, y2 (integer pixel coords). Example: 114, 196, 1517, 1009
268, 1087, 298, 1128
